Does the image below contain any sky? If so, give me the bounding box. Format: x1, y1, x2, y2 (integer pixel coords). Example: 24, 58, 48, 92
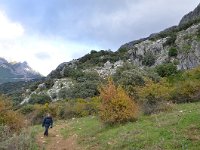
0, 0, 199, 76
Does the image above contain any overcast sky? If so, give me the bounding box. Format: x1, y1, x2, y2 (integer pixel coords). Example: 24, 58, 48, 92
0, 0, 199, 75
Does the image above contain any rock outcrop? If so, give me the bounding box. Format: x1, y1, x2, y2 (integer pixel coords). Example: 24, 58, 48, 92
124, 23, 200, 70
179, 3, 200, 25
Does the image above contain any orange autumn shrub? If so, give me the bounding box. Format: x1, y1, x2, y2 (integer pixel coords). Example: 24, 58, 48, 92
99, 78, 138, 125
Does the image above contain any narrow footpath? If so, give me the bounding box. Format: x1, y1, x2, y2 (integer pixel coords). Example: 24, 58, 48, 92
36, 121, 79, 150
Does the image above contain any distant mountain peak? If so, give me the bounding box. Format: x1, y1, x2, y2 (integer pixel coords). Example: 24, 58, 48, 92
0, 57, 8, 64
0, 57, 42, 84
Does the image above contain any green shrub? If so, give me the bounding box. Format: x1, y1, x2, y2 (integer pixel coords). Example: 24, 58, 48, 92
58, 88, 69, 99
99, 79, 138, 125
171, 80, 200, 103
181, 44, 191, 54
57, 103, 76, 119
19, 104, 35, 115
63, 71, 101, 99
73, 100, 90, 117
168, 47, 178, 57
63, 67, 84, 79
163, 34, 177, 47
116, 70, 145, 98
45, 79, 54, 88
142, 52, 156, 66
57, 98, 100, 119
113, 62, 160, 98
136, 79, 173, 114
137, 67, 200, 105
29, 94, 51, 105
67, 81, 99, 99
117, 47, 127, 54
156, 63, 178, 77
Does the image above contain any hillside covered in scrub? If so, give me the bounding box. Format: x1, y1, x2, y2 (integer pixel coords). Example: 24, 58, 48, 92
4, 3, 200, 105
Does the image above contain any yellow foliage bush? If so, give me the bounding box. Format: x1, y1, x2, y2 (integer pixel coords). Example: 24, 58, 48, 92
99, 78, 138, 125
0, 95, 25, 132
171, 79, 200, 103
136, 67, 200, 114
136, 79, 174, 114
137, 79, 173, 102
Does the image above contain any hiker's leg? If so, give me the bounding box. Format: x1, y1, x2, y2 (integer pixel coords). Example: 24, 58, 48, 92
44, 128, 45, 136
46, 127, 49, 136
44, 126, 48, 136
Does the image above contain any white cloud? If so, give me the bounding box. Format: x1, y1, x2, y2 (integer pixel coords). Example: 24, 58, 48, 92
0, 10, 99, 76
0, 33, 98, 76
0, 10, 24, 39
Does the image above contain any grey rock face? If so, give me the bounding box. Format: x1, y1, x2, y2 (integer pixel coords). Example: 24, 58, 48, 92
127, 38, 168, 67
120, 38, 148, 50
47, 78, 73, 101
125, 23, 200, 70
179, 3, 200, 25
95, 60, 124, 78
48, 59, 78, 79
38, 83, 46, 90
21, 78, 73, 104
176, 24, 200, 70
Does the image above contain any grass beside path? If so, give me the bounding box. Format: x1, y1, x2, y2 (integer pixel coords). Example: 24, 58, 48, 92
60, 102, 200, 150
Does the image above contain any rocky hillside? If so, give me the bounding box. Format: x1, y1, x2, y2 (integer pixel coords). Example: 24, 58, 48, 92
120, 3, 200, 70
50, 3, 200, 80
179, 3, 200, 25
18, 3, 200, 104
0, 57, 42, 84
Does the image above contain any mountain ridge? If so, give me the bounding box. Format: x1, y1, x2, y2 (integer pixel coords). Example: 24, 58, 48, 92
0, 57, 42, 84
179, 3, 200, 25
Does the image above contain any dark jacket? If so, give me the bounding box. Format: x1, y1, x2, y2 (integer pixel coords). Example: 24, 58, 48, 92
42, 116, 53, 128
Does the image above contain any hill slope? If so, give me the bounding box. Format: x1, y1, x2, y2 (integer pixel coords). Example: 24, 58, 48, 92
34, 102, 200, 150
9, 3, 200, 104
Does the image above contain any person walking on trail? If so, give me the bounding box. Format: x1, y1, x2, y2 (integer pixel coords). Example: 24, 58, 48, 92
42, 113, 53, 137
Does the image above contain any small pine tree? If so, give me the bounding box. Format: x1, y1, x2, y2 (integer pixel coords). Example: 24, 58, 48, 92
99, 78, 138, 125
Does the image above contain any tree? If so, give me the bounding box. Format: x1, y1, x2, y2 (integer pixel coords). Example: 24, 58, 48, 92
99, 78, 138, 125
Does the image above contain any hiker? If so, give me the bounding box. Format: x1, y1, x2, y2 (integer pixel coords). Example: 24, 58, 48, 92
42, 113, 53, 136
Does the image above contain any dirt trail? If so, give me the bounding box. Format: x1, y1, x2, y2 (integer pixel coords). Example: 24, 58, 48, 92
36, 121, 78, 150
